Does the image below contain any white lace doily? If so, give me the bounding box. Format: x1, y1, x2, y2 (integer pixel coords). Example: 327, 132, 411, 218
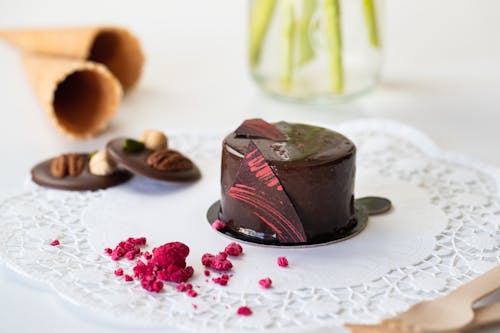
0, 120, 499, 332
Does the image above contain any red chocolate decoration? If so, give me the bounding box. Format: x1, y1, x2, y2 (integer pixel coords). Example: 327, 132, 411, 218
227, 141, 306, 243
234, 119, 287, 141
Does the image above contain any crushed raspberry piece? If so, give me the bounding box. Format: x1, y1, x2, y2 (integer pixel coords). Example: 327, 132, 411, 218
157, 266, 194, 283
141, 278, 163, 292
114, 268, 124, 276
224, 242, 243, 256
152, 280, 163, 292
185, 283, 193, 290
277, 256, 288, 267
212, 273, 231, 286
150, 242, 189, 268
106, 240, 193, 293
108, 237, 147, 261
202, 252, 233, 271
212, 219, 227, 230
237, 306, 252, 316
193, 304, 198, 310
187, 289, 198, 298
259, 277, 272, 289
204, 270, 211, 276
50, 239, 60, 246
125, 251, 136, 260
130, 242, 193, 293
133, 237, 147, 245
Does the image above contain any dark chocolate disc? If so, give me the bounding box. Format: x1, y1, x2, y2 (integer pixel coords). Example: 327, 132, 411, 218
31, 153, 133, 191
106, 138, 201, 182
356, 196, 392, 215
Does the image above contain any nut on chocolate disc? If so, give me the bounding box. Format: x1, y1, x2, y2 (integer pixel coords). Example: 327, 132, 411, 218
106, 138, 201, 182
31, 153, 133, 191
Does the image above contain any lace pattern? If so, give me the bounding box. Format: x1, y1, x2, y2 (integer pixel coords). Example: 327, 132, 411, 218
0, 120, 498, 332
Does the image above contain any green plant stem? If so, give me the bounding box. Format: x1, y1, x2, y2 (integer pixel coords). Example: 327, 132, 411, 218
249, 0, 276, 66
280, 0, 295, 91
324, 0, 343, 94
297, 0, 317, 65
362, 0, 380, 48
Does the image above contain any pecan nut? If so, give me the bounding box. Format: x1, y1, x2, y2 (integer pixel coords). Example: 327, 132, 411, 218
50, 155, 67, 178
147, 149, 193, 171
49, 154, 86, 178
67, 154, 85, 176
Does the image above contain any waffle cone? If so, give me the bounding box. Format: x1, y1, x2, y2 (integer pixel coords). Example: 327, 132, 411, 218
22, 53, 122, 139
0, 26, 144, 91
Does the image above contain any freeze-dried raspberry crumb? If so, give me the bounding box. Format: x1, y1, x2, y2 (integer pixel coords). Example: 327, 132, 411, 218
237, 306, 252, 316
202, 252, 233, 271
50, 239, 60, 246
204, 270, 211, 276
187, 289, 198, 298
124, 274, 133, 282
104, 248, 112, 255
277, 256, 288, 267
141, 278, 163, 292
114, 268, 124, 276
125, 250, 137, 260
130, 241, 193, 293
176, 283, 188, 292
152, 280, 163, 292
133, 237, 147, 246
212, 219, 227, 230
212, 273, 231, 286
193, 304, 198, 310
108, 237, 147, 261
259, 277, 272, 289
224, 242, 243, 256
157, 266, 194, 283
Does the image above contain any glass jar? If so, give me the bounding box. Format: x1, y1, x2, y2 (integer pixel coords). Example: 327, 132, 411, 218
249, 0, 383, 103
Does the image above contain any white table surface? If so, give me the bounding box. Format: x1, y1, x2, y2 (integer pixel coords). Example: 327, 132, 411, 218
0, 0, 499, 332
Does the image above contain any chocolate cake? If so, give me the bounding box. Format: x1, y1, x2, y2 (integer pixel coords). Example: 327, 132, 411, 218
219, 119, 357, 245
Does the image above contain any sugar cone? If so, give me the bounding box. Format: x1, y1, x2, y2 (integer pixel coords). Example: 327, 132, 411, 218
22, 53, 122, 139
0, 26, 144, 91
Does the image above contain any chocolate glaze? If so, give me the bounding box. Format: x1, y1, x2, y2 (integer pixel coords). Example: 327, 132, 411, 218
220, 122, 356, 244
31, 153, 132, 191
106, 138, 201, 182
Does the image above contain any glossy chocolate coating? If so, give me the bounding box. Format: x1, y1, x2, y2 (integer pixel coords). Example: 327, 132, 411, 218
107, 138, 201, 182
220, 122, 356, 243
31, 153, 132, 191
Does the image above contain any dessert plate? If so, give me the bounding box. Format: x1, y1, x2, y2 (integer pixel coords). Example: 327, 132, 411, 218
0, 119, 499, 333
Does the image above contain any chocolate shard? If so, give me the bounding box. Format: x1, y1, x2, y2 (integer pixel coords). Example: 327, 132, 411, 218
227, 141, 306, 243
234, 119, 287, 141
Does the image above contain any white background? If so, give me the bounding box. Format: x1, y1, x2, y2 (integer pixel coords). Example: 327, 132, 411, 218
0, 0, 499, 332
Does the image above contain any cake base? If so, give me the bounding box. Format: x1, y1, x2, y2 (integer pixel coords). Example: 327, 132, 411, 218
206, 197, 391, 248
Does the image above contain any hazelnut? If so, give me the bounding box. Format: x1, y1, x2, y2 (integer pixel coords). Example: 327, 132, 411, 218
140, 130, 168, 151
89, 150, 116, 176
